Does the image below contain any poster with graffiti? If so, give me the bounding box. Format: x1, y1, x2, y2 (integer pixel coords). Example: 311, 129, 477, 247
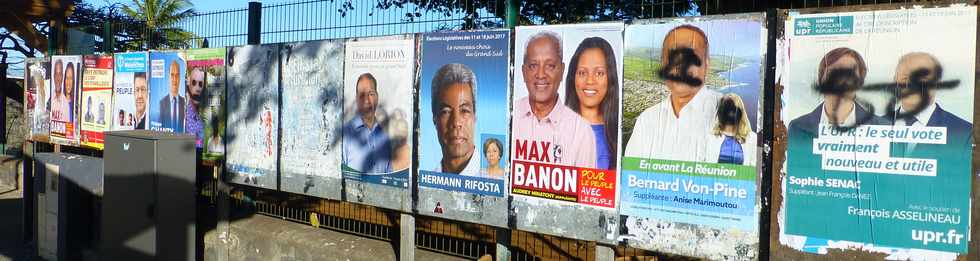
227, 44, 280, 189
342, 36, 415, 211
148, 51, 186, 133
186, 48, 226, 159
49, 55, 83, 146
416, 30, 510, 227
618, 14, 766, 259
112, 52, 148, 131
25, 57, 51, 142
782, 6, 975, 256
280, 39, 344, 199
511, 23, 622, 243
80, 55, 114, 150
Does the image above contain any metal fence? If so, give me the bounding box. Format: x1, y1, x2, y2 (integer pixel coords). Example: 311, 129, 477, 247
106, 0, 955, 260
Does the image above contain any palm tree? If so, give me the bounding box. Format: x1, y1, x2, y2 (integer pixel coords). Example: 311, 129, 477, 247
122, 0, 196, 50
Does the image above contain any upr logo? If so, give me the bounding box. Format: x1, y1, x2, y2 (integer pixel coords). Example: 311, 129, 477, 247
912, 229, 964, 246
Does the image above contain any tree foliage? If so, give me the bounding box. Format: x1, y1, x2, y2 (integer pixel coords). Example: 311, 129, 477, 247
122, 0, 198, 50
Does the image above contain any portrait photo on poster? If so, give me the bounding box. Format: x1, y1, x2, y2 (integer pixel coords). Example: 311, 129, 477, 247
510, 23, 623, 243
185, 47, 227, 158
619, 14, 766, 260
26, 57, 52, 141
49, 55, 83, 145
112, 52, 149, 131
416, 30, 511, 227
148, 51, 187, 133
782, 6, 976, 255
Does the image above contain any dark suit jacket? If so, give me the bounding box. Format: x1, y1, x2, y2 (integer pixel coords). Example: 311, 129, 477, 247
894, 104, 973, 157
159, 95, 186, 132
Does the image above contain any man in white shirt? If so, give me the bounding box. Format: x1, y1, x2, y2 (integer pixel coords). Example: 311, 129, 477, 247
430, 63, 481, 177
625, 25, 721, 162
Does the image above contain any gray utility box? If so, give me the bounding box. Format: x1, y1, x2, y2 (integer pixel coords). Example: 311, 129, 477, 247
102, 130, 196, 261
33, 153, 103, 261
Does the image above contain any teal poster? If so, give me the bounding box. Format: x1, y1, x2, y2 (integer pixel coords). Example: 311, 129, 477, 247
783, 6, 976, 255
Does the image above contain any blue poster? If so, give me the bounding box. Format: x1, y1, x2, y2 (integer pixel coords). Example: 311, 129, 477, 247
148, 51, 187, 133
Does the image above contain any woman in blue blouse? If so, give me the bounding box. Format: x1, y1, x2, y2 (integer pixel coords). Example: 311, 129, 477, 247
564, 37, 620, 170
707, 93, 756, 166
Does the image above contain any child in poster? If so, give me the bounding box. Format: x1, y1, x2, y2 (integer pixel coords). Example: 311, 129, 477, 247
25, 57, 51, 141
510, 23, 622, 243
341, 36, 415, 210
80, 55, 114, 149
416, 30, 510, 227
783, 6, 976, 255
148, 51, 187, 133
619, 16, 765, 259
49, 55, 83, 145
112, 52, 149, 131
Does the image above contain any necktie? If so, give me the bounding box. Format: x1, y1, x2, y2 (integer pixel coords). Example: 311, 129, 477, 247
906, 117, 917, 126
172, 97, 176, 126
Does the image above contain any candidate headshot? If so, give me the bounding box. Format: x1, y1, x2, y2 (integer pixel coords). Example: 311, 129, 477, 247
186, 67, 207, 144
481, 137, 505, 179
134, 72, 148, 129
707, 93, 756, 166
430, 63, 478, 176
342, 72, 393, 173
891, 52, 971, 156
624, 25, 721, 162
513, 30, 597, 168
159, 60, 186, 132
564, 37, 619, 170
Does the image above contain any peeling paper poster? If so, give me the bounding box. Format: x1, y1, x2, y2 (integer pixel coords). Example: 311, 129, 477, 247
226, 44, 280, 189
783, 6, 976, 254
26, 57, 51, 141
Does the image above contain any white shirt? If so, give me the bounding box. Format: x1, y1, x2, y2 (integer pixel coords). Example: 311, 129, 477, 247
435, 153, 481, 178
894, 102, 937, 152
625, 87, 721, 161
818, 103, 857, 126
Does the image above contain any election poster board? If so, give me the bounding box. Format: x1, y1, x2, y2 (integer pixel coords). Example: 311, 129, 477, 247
25, 57, 51, 142
280, 39, 345, 199
511, 23, 623, 243
80, 55, 114, 150
416, 30, 510, 227
781, 6, 975, 256
112, 52, 149, 131
185, 48, 227, 160
49, 55, 83, 146
226, 44, 280, 189
619, 14, 766, 259
341, 35, 415, 211
148, 51, 187, 133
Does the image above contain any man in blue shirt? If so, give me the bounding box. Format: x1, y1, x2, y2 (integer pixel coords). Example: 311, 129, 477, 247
343, 73, 392, 173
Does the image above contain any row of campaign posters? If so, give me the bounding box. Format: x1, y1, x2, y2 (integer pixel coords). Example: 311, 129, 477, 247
21, 4, 977, 260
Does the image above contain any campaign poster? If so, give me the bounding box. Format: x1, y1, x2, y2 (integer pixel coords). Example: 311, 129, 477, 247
80, 55, 114, 150
280, 39, 344, 199
49, 55, 83, 146
341, 36, 415, 211
186, 48, 226, 160
25, 57, 51, 142
416, 30, 510, 227
148, 51, 187, 133
511, 23, 622, 243
618, 15, 766, 259
782, 6, 975, 256
226, 44, 280, 189
112, 52, 149, 131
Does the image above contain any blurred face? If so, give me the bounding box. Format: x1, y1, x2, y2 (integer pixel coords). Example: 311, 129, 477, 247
574, 48, 609, 111
54, 62, 63, 93
522, 37, 564, 106
485, 143, 501, 166
355, 78, 378, 118
188, 68, 205, 105
435, 83, 476, 159
821, 55, 860, 102
135, 76, 148, 116
895, 54, 939, 111
64, 67, 75, 98
662, 28, 708, 98
169, 62, 180, 96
